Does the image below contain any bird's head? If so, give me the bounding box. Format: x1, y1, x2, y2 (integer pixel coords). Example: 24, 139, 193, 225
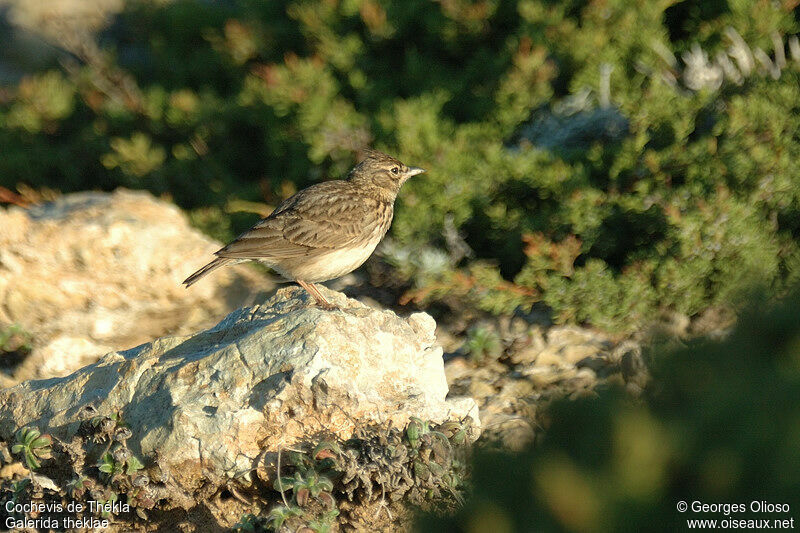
348, 149, 425, 195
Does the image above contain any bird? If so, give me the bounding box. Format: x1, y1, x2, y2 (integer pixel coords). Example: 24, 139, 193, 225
183, 149, 425, 310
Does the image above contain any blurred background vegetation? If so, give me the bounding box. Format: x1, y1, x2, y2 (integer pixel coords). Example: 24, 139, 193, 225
2, 0, 800, 334
419, 289, 800, 532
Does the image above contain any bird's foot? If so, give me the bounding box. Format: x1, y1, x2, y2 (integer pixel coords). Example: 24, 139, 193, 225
297, 280, 340, 311
313, 299, 340, 311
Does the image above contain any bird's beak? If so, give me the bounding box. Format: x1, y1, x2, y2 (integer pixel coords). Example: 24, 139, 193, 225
406, 167, 426, 177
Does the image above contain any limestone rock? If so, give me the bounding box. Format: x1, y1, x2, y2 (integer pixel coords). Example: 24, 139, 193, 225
0, 286, 479, 503
0, 190, 266, 382
1, 0, 125, 41
14, 335, 113, 380
545, 325, 611, 364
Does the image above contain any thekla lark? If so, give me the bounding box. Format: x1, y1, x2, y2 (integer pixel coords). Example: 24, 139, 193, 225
184, 150, 424, 309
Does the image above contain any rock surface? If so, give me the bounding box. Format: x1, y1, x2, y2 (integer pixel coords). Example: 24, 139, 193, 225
0, 190, 266, 382
0, 286, 478, 503
0, 0, 125, 41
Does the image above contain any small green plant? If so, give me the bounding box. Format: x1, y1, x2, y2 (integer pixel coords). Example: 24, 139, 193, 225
94, 493, 118, 519
0, 324, 33, 371
81, 411, 154, 520
225, 417, 473, 531
306, 509, 340, 533
0, 324, 32, 354
233, 513, 260, 532
98, 446, 144, 479
1, 415, 155, 529
125, 454, 144, 475
233, 513, 261, 532
9, 478, 31, 507
273, 449, 336, 509
266, 505, 303, 530
11, 427, 52, 470
405, 417, 455, 486
98, 451, 124, 477
66, 475, 91, 498
464, 326, 503, 363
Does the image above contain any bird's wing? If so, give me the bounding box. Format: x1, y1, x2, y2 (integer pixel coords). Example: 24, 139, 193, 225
215, 182, 391, 260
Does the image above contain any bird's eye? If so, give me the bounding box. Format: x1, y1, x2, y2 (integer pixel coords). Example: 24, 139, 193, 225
391, 167, 399, 174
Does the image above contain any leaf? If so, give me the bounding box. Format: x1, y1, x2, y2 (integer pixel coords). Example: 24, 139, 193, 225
16, 427, 39, 446
317, 491, 335, 509
413, 460, 430, 481
296, 487, 310, 507
267, 505, 302, 529
317, 477, 334, 492
126, 455, 145, 475
30, 435, 52, 449
24, 430, 40, 445
273, 476, 295, 492
312, 440, 341, 460
451, 429, 467, 446
288, 451, 306, 466
437, 421, 461, 437
406, 419, 421, 447
24, 449, 41, 470
428, 460, 445, 477
35, 447, 53, 460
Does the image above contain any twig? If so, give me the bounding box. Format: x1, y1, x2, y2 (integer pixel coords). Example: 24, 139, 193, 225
227, 483, 252, 505
373, 482, 393, 520
276, 447, 289, 508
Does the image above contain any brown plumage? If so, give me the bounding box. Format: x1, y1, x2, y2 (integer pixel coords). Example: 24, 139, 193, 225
183, 150, 425, 309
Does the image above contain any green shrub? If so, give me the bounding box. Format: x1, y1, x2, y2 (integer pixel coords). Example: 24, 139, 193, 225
2, 1, 800, 331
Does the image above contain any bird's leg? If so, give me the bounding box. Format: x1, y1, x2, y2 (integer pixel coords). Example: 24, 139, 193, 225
296, 280, 338, 310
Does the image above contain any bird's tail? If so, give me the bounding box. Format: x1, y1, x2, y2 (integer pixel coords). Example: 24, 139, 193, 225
183, 257, 234, 287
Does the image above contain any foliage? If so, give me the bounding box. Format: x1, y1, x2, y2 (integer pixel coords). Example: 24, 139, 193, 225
0, 324, 32, 371
464, 325, 502, 363
234, 417, 473, 531
11, 427, 52, 470
86, 413, 153, 519
0, 412, 155, 525
417, 288, 800, 531
0, 324, 32, 354
268, 444, 339, 531
2, 1, 800, 331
